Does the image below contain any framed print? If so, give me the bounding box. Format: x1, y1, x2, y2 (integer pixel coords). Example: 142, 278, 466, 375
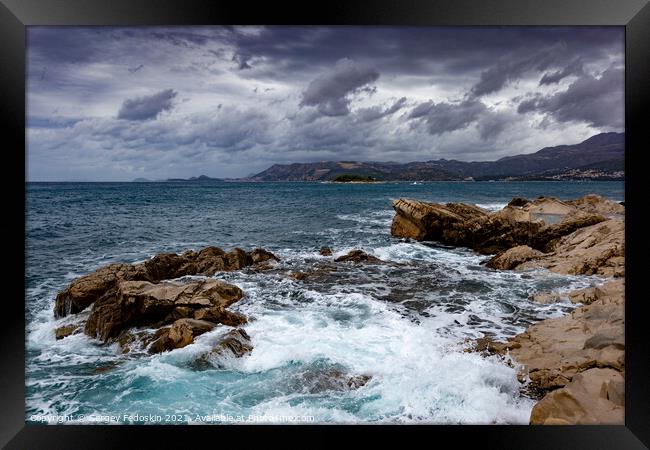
2, 0, 649, 448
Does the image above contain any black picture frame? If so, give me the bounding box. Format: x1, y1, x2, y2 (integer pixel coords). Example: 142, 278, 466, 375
2, 0, 649, 448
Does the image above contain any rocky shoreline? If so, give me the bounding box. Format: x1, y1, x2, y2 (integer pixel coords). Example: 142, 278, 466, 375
391, 193, 624, 424
50, 193, 624, 424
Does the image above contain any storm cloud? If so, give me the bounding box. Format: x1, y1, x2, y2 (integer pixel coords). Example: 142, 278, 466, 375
518, 66, 623, 128
117, 89, 178, 121
300, 58, 380, 116
26, 26, 624, 181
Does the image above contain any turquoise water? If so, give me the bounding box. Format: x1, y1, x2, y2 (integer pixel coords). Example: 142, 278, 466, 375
26, 181, 624, 424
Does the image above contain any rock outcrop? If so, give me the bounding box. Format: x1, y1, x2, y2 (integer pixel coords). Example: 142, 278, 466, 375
391, 195, 620, 257
193, 328, 254, 368
85, 279, 244, 341
55, 246, 278, 318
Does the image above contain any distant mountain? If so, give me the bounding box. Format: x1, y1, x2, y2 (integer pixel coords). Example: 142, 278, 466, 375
132, 177, 152, 182
166, 174, 223, 182
251, 132, 624, 181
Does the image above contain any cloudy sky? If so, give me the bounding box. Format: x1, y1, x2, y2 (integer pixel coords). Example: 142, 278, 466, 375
27, 26, 624, 181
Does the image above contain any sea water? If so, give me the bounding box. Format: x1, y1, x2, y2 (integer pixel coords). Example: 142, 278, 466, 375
26, 181, 624, 424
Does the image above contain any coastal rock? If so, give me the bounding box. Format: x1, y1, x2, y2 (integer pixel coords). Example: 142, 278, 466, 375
529, 368, 624, 424
193, 328, 254, 367
54, 323, 82, 340
390, 198, 488, 241
293, 368, 372, 393
193, 306, 248, 326
390, 195, 608, 255
486, 246, 544, 270
566, 194, 625, 218
148, 319, 217, 353
54, 246, 276, 318
54, 263, 147, 318
516, 219, 624, 276
568, 279, 624, 305
85, 279, 243, 341
334, 249, 383, 264
505, 279, 624, 391
319, 247, 333, 256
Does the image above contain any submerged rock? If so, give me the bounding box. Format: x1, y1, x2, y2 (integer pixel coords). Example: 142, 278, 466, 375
55, 246, 277, 318
193, 328, 254, 368
85, 279, 243, 341
334, 249, 383, 264
319, 246, 333, 256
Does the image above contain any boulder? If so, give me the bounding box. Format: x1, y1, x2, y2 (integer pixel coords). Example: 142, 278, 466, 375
193, 328, 254, 367
334, 249, 383, 264
319, 247, 333, 256
486, 246, 544, 270
193, 306, 247, 326
54, 323, 82, 340
148, 319, 217, 353
55, 246, 277, 318
54, 263, 147, 318
85, 279, 243, 341
530, 368, 624, 424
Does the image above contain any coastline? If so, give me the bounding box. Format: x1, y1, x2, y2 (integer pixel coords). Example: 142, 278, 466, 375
391, 193, 625, 424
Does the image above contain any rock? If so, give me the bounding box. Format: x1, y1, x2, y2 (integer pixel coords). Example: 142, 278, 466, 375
55, 246, 277, 318
292, 368, 372, 393
194, 328, 253, 367
507, 197, 530, 207
530, 292, 564, 305
530, 368, 624, 424
85, 279, 243, 341
517, 219, 624, 276
334, 249, 383, 264
148, 319, 217, 353
249, 248, 280, 264
504, 279, 624, 391
391, 198, 489, 241
566, 194, 625, 218
568, 279, 624, 305
319, 247, 333, 256
291, 271, 308, 281
54, 263, 147, 318
54, 324, 82, 340
193, 306, 247, 326
390, 195, 608, 256
486, 246, 544, 270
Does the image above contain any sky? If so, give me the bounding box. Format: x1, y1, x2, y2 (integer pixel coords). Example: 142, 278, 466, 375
26, 26, 624, 181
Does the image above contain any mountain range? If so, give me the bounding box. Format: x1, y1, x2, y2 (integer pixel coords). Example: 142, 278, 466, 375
250, 132, 624, 181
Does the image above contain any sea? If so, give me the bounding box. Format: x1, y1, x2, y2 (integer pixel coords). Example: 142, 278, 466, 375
26, 180, 624, 424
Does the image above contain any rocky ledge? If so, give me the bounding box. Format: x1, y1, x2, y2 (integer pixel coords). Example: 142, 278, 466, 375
53, 246, 279, 361
391, 194, 624, 276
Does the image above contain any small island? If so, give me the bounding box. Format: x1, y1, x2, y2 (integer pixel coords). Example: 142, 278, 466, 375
331, 174, 378, 183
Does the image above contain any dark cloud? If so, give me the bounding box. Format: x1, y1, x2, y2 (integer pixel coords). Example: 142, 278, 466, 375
478, 111, 512, 140
117, 89, 177, 121
518, 66, 623, 129
355, 97, 407, 122
232, 52, 252, 70
539, 57, 584, 85
408, 99, 487, 136
300, 58, 380, 116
